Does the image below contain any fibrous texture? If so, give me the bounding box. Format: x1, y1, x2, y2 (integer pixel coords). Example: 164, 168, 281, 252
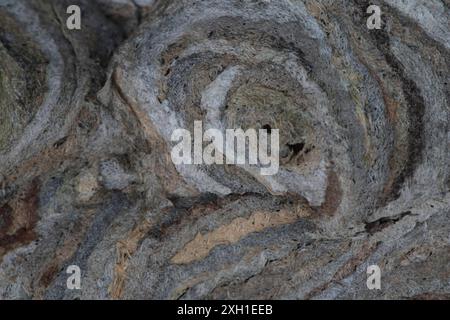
0, 0, 449, 299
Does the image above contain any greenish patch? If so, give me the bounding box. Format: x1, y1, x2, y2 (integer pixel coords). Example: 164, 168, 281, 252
226, 83, 310, 146
0, 44, 26, 151
0, 10, 48, 152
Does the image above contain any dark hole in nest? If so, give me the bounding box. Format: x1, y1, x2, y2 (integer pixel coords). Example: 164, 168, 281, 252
262, 124, 272, 134
304, 145, 315, 154
287, 142, 305, 156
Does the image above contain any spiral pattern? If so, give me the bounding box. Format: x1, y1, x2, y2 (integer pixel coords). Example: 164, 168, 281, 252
104, 0, 449, 298
111, 0, 449, 218
0, 0, 449, 300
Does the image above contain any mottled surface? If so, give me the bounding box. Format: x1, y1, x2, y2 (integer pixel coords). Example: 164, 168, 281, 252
0, 0, 449, 300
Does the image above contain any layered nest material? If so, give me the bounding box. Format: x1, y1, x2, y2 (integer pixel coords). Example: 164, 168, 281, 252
0, 0, 449, 300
